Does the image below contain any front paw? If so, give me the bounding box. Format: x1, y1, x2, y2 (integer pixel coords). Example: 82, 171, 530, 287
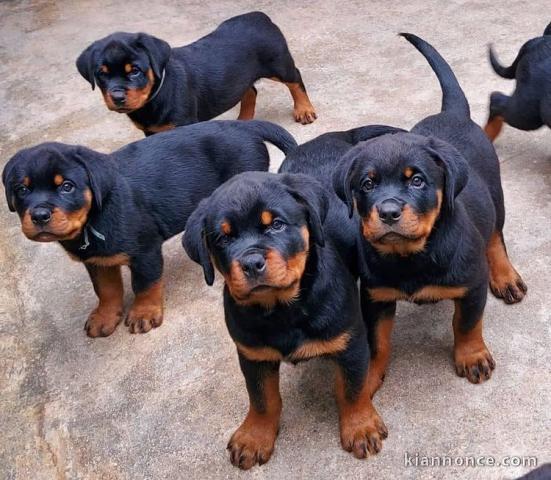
227, 420, 278, 470
489, 272, 527, 304
340, 408, 388, 459
454, 347, 495, 384
125, 303, 163, 334
293, 104, 317, 124
85, 307, 122, 337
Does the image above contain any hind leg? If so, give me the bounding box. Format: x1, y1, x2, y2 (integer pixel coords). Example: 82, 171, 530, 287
238, 86, 258, 120
485, 90, 543, 141
270, 66, 317, 124
486, 231, 527, 304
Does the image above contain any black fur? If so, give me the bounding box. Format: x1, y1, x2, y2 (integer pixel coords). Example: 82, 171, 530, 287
3, 120, 295, 336
76, 12, 315, 136
332, 34, 526, 387
486, 22, 551, 135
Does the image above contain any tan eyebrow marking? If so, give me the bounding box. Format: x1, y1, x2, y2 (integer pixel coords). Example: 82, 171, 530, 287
23, 176, 30, 187
124, 63, 132, 74
221, 220, 231, 235
404, 167, 414, 178
100, 65, 109, 73
54, 174, 64, 186
261, 210, 273, 226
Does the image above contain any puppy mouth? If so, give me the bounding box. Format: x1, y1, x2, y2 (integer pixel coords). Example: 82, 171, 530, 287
233, 280, 299, 301
30, 231, 61, 242
376, 231, 424, 243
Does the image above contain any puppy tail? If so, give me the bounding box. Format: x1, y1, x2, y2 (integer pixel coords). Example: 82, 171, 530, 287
246, 120, 298, 155
399, 33, 470, 118
544, 22, 551, 36
488, 44, 518, 79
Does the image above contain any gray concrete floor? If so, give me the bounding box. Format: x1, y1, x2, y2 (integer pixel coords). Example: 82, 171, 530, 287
1, 1, 550, 479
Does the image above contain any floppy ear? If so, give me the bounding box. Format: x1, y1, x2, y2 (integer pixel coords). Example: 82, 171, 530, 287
544, 22, 551, 36
73, 146, 114, 211
282, 174, 328, 247
136, 33, 171, 78
425, 137, 469, 215
76, 43, 99, 90
2, 155, 17, 212
332, 149, 361, 219
182, 199, 215, 286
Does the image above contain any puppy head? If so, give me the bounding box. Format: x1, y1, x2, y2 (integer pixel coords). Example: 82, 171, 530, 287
2, 143, 112, 242
76, 32, 170, 112
183, 172, 328, 308
333, 132, 468, 256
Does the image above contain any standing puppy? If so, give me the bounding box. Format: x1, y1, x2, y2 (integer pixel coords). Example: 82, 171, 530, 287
183, 153, 401, 468
3, 120, 295, 337
333, 34, 526, 390
484, 22, 551, 141
76, 12, 317, 136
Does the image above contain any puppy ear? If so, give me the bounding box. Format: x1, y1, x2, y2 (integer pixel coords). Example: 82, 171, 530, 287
136, 33, 171, 78
332, 150, 358, 219
2, 155, 17, 212
425, 137, 469, 215
182, 199, 215, 286
73, 146, 114, 211
76, 43, 99, 90
282, 174, 328, 247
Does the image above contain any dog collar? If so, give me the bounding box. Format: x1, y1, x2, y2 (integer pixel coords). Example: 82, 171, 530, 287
79, 224, 106, 250
145, 69, 166, 105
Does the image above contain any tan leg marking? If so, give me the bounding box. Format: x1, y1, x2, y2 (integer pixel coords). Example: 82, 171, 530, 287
125, 280, 164, 334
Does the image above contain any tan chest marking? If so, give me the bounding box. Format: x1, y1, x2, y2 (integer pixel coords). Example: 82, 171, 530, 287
84, 253, 130, 267
236, 332, 351, 363
368, 285, 467, 303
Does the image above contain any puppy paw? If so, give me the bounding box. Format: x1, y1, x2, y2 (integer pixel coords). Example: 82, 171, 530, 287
227, 421, 278, 470
490, 272, 527, 304
454, 347, 495, 384
293, 104, 317, 124
125, 304, 163, 334
85, 308, 122, 337
340, 409, 388, 459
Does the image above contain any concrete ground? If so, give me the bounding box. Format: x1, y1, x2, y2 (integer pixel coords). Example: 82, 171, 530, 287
1, 1, 550, 479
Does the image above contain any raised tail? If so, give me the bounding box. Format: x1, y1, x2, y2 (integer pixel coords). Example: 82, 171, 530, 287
245, 120, 297, 154
488, 44, 518, 79
400, 33, 470, 118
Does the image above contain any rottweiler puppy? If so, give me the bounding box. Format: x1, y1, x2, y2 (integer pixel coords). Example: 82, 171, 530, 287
76, 12, 317, 136
484, 22, 551, 141
182, 149, 401, 467
3, 120, 295, 337
333, 34, 527, 391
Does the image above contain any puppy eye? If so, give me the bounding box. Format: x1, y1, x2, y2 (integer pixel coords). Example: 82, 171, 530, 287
59, 181, 75, 193
15, 184, 29, 198
410, 174, 425, 188
216, 235, 231, 247
129, 66, 141, 77
269, 219, 286, 232
361, 178, 375, 192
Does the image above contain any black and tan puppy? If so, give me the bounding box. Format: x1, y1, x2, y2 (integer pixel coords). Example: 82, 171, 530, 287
76, 12, 317, 136
183, 155, 401, 468
333, 34, 527, 390
484, 22, 551, 141
3, 120, 295, 337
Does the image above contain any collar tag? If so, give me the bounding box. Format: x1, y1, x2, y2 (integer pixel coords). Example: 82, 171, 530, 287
79, 225, 106, 250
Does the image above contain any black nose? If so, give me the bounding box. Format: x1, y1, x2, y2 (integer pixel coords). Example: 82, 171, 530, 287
240, 253, 266, 277
110, 90, 126, 105
377, 200, 403, 225
31, 207, 52, 226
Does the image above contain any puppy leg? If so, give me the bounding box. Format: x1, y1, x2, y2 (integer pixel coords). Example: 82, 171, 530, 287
270, 68, 317, 124
362, 293, 396, 398
487, 231, 527, 304
127, 248, 164, 334
85, 264, 124, 337
237, 86, 258, 120
453, 287, 495, 384
335, 334, 388, 459
484, 92, 508, 141
227, 354, 281, 470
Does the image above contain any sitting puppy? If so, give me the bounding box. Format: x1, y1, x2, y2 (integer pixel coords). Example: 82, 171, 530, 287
333, 34, 527, 391
3, 120, 295, 337
76, 12, 317, 136
484, 22, 551, 141
183, 149, 400, 468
